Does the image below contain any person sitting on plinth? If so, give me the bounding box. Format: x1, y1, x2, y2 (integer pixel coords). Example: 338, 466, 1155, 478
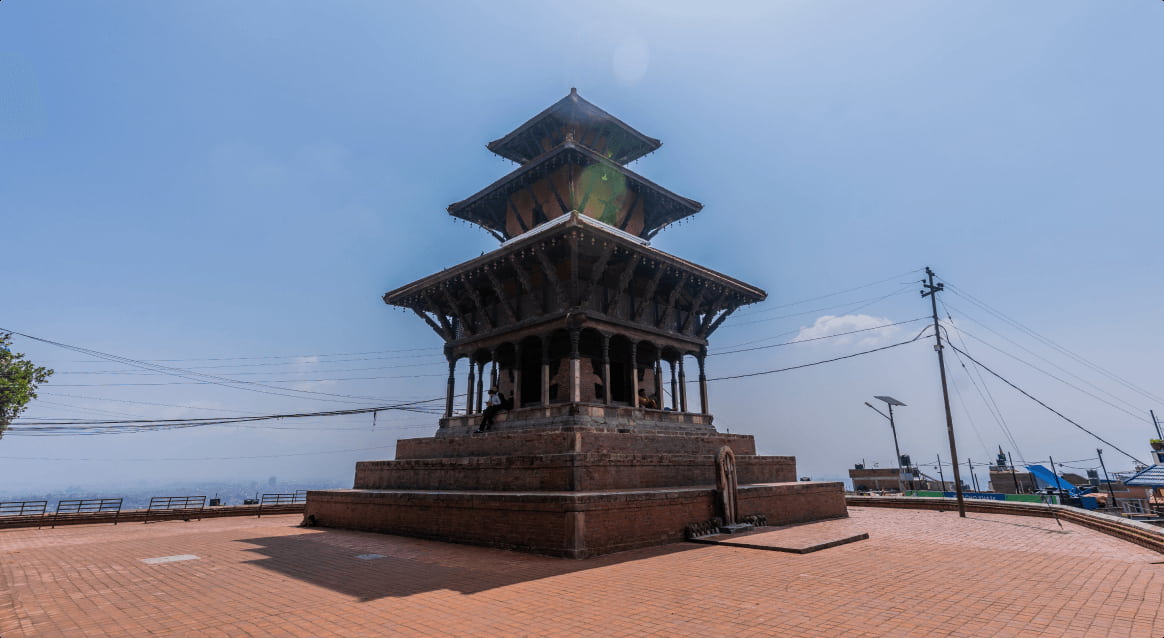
637, 388, 658, 409
475, 388, 506, 433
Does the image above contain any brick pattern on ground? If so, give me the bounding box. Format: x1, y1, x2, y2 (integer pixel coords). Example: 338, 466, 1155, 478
2, 508, 1163, 637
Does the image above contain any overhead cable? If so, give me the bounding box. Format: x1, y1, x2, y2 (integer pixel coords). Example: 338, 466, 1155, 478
947, 344, 1144, 465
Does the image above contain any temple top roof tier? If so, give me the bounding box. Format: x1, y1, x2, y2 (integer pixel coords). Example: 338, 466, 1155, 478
486, 88, 662, 166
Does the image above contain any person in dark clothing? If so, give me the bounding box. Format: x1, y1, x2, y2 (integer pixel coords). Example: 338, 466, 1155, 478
637, 388, 658, 409
475, 388, 505, 433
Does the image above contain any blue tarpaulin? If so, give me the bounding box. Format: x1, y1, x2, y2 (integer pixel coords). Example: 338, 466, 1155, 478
1024, 464, 1082, 497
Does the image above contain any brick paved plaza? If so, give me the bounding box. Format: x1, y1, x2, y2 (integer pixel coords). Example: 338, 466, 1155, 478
2, 507, 1163, 637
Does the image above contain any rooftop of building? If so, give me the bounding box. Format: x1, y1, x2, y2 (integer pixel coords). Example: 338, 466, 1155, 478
4, 507, 1163, 636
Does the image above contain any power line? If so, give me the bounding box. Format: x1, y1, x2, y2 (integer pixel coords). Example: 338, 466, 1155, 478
707, 328, 929, 382
0, 444, 401, 462
937, 310, 1025, 462
733, 268, 923, 317
942, 294, 1153, 412
1, 329, 402, 405
722, 285, 917, 330
948, 321, 1151, 425
7, 397, 445, 436
709, 317, 928, 356
947, 343, 1144, 465
942, 282, 1164, 406
54, 359, 445, 375
40, 372, 446, 387
60, 345, 436, 365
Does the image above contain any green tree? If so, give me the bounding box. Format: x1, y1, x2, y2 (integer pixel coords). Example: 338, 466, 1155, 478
0, 332, 54, 438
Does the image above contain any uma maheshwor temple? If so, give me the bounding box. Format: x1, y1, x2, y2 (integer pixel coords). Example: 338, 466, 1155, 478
305, 89, 847, 557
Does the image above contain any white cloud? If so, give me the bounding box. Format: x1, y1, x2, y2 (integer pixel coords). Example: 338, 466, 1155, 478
794, 314, 903, 347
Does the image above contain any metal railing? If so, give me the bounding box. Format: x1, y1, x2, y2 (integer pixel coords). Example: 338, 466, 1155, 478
144, 495, 207, 524
257, 492, 306, 518
0, 500, 49, 529
53, 498, 123, 528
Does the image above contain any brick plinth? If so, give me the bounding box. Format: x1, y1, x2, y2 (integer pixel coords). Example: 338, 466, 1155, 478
309, 424, 848, 557
304, 482, 846, 558
354, 453, 794, 491
396, 430, 758, 459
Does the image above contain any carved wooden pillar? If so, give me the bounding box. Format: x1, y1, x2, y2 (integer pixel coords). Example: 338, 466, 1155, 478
698, 348, 709, 415
601, 333, 611, 405
540, 337, 550, 407
475, 360, 485, 414
630, 340, 639, 408
465, 359, 476, 415
569, 326, 581, 403
513, 342, 523, 408
678, 355, 688, 413
653, 352, 663, 410
669, 359, 678, 411
445, 354, 456, 418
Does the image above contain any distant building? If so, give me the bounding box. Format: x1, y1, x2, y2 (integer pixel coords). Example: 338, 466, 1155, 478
848, 464, 953, 492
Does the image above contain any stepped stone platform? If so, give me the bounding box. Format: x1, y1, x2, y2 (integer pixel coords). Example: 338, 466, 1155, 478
305, 418, 847, 558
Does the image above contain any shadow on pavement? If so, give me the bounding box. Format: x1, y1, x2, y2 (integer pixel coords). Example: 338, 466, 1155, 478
237, 527, 699, 601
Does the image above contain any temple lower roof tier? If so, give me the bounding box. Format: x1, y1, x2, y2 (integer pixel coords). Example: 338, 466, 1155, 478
383, 213, 765, 350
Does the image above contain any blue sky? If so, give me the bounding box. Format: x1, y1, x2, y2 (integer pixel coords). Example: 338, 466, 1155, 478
3, 1, 1163, 493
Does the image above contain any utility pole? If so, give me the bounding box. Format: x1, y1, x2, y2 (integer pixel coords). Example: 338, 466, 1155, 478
1151, 410, 1163, 441
936, 454, 945, 491
1097, 448, 1117, 509
1007, 452, 1021, 494
1048, 455, 1065, 504
923, 266, 965, 517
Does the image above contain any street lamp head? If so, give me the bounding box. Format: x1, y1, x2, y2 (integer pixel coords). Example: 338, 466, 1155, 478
874, 395, 906, 407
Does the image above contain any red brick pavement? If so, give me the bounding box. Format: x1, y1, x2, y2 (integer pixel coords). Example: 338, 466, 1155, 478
1, 507, 1162, 637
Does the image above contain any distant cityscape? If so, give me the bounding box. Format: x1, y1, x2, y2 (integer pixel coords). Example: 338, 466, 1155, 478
0, 477, 347, 510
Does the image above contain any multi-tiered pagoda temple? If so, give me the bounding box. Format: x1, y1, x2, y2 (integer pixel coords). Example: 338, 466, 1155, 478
306, 90, 847, 557
388, 88, 763, 430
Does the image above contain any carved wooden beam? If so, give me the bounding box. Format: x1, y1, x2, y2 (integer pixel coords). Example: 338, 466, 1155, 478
608, 254, 641, 316
700, 306, 737, 338
508, 198, 529, 233
680, 284, 710, 334
695, 290, 730, 336
656, 272, 689, 330
460, 274, 495, 332
484, 268, 518, 324
411, 308, 450, 341
440, 286, 475, 337
632, 264, 665, 322
619, 187, 641, 231
508, 253, 541, 314
535, 245, 568, 310
522, 185, 549, 226
583, 242, 614, 309
545, 165, 573, 216
569, 232, 579, 307
421, 291, 455, 336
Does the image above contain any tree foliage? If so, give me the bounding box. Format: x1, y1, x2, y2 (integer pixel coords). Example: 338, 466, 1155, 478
0, 332, 54, 438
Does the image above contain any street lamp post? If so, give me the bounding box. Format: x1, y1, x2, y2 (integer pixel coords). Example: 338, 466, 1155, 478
865, 396, 907, 493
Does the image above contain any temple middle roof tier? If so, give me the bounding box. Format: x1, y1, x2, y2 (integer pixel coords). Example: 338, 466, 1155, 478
486, 88, 662, 165
448, 142, 702, 242
384, 213, 766, 349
